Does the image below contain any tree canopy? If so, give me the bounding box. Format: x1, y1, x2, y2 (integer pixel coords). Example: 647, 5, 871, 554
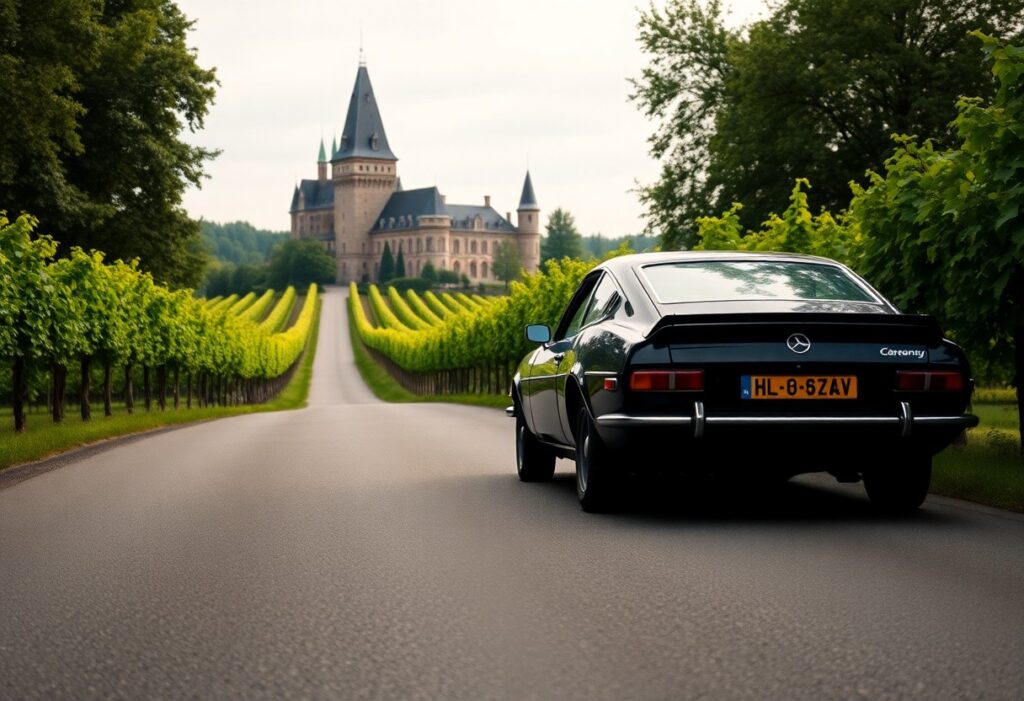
267, 239, 336, 290
492, 240, 523, 289
691, 34, 1024, 449
631, 0, 1023, 249
541, 208, 584, 262
0, 0, 218, 287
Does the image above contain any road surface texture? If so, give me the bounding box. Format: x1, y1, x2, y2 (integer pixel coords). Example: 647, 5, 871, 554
2, 286, 1023, 700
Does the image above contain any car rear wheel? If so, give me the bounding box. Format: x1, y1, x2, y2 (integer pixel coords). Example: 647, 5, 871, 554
516, 410, 555, 482
575, 406, 618, 512
863, 455, 931, 514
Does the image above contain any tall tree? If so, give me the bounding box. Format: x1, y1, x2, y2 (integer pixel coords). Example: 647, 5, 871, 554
0, 0, 218, 287
395, 246, 406, 278
541, 208, 584, 262
631, 0, 1023, 248
492, 240, 522, 289
379, 241, 395, 283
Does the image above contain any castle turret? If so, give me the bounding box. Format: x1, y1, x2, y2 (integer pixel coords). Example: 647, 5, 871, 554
516, 171, 541, 273
332, 63, 399, 283
317, 138, 328, 181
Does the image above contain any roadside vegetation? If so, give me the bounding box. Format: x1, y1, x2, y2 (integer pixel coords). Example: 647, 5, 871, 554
0, 297, 321, 473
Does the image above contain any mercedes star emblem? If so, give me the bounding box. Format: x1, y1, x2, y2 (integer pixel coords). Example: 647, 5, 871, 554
787, 333, 811, 354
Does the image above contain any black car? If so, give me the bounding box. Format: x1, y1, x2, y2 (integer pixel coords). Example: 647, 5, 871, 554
509, 252, 978, 513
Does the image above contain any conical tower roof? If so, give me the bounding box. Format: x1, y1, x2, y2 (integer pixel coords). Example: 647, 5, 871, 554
518, 171, 539, 211
318, 137, 327, 162
334, 65, 396, 161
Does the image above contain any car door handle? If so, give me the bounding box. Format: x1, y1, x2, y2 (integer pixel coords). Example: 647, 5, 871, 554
553, 353, 565, 363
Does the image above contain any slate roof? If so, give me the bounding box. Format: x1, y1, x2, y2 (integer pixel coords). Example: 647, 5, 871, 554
446, 204, 515, 232
518, 171, 539, 210
333, 65, 397, 161
370, 187, 516, 232
290, 179, 335, 213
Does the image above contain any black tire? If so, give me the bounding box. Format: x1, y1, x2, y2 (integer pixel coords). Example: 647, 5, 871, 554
863, 455, 931, 515
516, 410, 555, 482
575, 405, 618, 512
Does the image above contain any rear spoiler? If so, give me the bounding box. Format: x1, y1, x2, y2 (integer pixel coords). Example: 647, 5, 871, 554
646, 313, 945, 345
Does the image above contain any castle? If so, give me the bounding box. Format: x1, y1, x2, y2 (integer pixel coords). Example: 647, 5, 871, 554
289, 62, 541, 284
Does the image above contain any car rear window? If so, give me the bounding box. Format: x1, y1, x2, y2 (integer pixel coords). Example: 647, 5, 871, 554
640, 260, 877, 304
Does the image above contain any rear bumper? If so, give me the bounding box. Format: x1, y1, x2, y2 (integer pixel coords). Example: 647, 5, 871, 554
594, 400, 977, 453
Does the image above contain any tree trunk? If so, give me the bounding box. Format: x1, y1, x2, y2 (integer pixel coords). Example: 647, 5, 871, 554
12, 357, 27, 433
51, 363, 67, 423
103, 362, 113, 417
80, 356, 92, 421
143, 365, 152, 412
156, 365, 167, 411
174, 366, 180, 410
1015, 317, 1024, 459
186, 371, 193, 409
125, 364, 135, 414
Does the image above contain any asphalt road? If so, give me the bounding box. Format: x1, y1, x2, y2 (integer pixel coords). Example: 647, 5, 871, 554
2, 286, 1023, 700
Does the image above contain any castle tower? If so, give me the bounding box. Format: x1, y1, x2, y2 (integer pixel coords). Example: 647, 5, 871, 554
516, 171, 541, 274
317, 138, 328, 181
332, 63, 398, 283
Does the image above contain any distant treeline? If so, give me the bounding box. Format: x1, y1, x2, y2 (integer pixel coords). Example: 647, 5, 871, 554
201, 221, 288, 266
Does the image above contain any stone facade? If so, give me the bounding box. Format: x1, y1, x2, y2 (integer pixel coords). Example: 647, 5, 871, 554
289, 63, 541, 284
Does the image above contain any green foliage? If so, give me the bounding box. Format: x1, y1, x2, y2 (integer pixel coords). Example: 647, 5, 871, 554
631, 0, 1023, 248
378, 241, 395, 283
386, 286, 431, 331
202, 221, 287, 265
853, 34, 1024, 418
405, 290, 444, 326
694, 180, 859, 263
349, 257, 595, 373
436, 269, 461, 285
386, 277, 432, 293
0, 0, 219, 287
267, 239, 336, 289
258, 287, 297, 333
238, 289, 275, 323
492, 239, 523, 288
395, 247, 406, 278
541, 208, 584, 262
421, 260, 437, 283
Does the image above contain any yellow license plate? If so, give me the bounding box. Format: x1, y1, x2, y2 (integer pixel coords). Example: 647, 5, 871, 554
741, 375, 857, 400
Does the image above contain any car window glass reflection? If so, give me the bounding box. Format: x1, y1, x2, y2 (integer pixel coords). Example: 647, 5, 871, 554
643, 261, 875, 303
582, 276, 618, 328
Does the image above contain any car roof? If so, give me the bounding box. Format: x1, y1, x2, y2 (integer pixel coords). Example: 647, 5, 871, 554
596, 250, 844, 276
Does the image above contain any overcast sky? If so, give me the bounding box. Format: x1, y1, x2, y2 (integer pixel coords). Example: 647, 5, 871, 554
177, 0, 768, 236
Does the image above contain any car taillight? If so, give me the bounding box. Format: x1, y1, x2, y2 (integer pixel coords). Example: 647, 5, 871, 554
630, 370, 704, 392
895, 371, 965, 392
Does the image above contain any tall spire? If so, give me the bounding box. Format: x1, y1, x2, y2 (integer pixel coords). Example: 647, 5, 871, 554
331, 134, 337, 158
318, 137, 327, 162
518, 171, 539, 211
334, 64, 396, 161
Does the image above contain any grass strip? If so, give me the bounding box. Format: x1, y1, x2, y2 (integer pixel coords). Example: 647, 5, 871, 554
347, 301, 507, 409
0, 297, 322, 473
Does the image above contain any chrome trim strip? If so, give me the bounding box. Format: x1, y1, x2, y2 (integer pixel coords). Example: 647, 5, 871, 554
505, 406, 516, 418
914, 415, 979, 427
594, 413, 978, 428
583, 371, 618, 377
519, 373, 566, 382
707, 416, 899, 425
693, 401, 706, 438
596, 414, 693, 427
899, 401, 912, 438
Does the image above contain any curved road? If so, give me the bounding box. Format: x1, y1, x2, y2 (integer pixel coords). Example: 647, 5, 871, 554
2, 287, 1023, 699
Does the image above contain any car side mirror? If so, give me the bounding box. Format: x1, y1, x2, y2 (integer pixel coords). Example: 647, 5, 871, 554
525, 324, 551, 344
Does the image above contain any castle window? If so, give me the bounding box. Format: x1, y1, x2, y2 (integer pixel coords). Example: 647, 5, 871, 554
453, 239, 460, 254
416, 238, 423, 253
470, 240, 478, 254
427, 237, 434, 252
371, 132, 380, 151
470, 261, 478, 278
481, 241, 488, 255
453, 260, 461, 274
482, 261, 489, 279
